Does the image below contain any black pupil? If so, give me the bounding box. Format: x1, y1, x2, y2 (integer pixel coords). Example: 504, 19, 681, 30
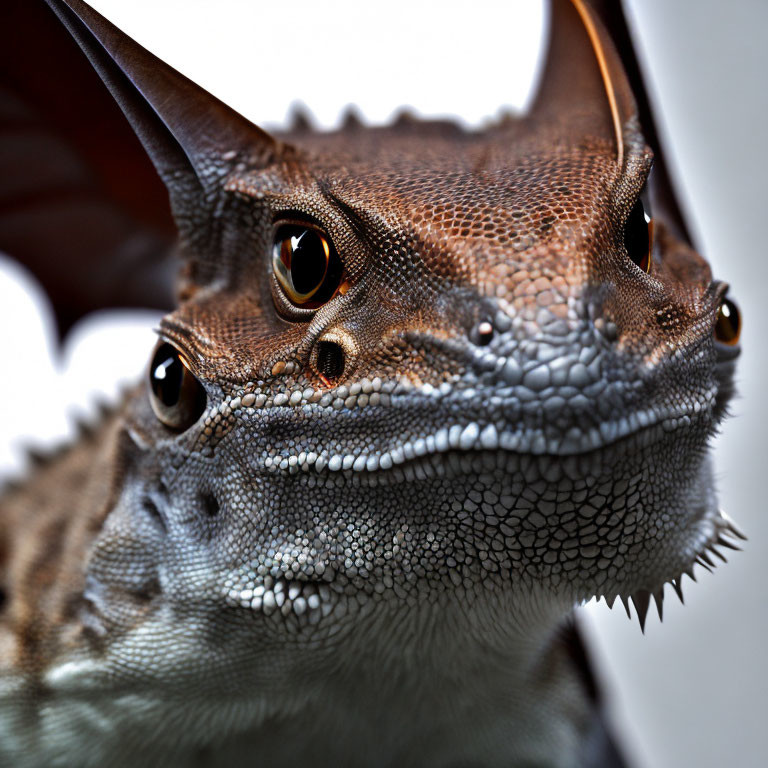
624, 198, 649, 269
151, 344, 184, 406
290, 230, 327, 295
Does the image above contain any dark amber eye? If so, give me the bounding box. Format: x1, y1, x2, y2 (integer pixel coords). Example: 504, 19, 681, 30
715, 296, 741, 345
624, 196, 653, 274
148, 343, 207, 430
272, 225, 345, 308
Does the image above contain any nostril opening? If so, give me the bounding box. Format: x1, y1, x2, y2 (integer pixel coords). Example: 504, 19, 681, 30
316, 340, 345, 381
201, 492, 220, 518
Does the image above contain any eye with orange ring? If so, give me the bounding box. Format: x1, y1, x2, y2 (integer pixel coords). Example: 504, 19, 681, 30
714, 295, 741, 346
272, 224, 347, 309
623, 190, 654, 275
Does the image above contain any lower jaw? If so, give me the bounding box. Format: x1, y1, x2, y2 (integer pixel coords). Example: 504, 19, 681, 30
225, 418, 736, 631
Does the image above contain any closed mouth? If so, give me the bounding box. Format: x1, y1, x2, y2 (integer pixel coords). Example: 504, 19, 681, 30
251, 408, 712, 486
198, 370, 718, 475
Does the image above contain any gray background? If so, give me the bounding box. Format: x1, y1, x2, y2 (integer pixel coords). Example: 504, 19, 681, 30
0, 1, 765, 766
583, 2, 768, 767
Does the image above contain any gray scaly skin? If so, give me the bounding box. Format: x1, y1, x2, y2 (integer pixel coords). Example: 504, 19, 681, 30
0, 0, 743, 766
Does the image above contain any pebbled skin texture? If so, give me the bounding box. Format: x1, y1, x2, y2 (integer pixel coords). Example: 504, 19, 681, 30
0, 1, 742, 766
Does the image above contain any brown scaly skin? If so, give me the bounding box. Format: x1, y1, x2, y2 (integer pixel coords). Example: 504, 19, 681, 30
0, 1, 743, 766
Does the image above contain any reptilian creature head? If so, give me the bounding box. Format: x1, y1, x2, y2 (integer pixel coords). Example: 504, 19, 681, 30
7, 0, 741, 751
56, 0, 743, 643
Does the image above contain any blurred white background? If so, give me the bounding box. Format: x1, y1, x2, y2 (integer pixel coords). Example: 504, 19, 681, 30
1, 1, 765, 766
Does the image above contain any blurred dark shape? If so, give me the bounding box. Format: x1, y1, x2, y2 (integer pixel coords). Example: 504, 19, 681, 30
0, 0, 177, 340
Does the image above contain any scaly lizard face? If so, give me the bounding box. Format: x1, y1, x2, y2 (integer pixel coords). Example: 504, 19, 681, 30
0, 0, 743, 765
110, 110, 736, 651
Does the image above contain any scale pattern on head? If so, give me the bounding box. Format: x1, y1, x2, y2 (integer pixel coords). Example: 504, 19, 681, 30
1, 0, 742, 718
125, 0, 739, 641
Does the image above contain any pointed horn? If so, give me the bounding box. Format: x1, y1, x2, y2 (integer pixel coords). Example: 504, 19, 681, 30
573, 0, 694, 245
533, 1, 696, 247
44, 0, 281, 203
531, 0, 637, 167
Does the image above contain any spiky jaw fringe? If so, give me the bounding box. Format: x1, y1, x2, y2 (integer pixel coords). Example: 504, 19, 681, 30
599, 510, 745, 632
